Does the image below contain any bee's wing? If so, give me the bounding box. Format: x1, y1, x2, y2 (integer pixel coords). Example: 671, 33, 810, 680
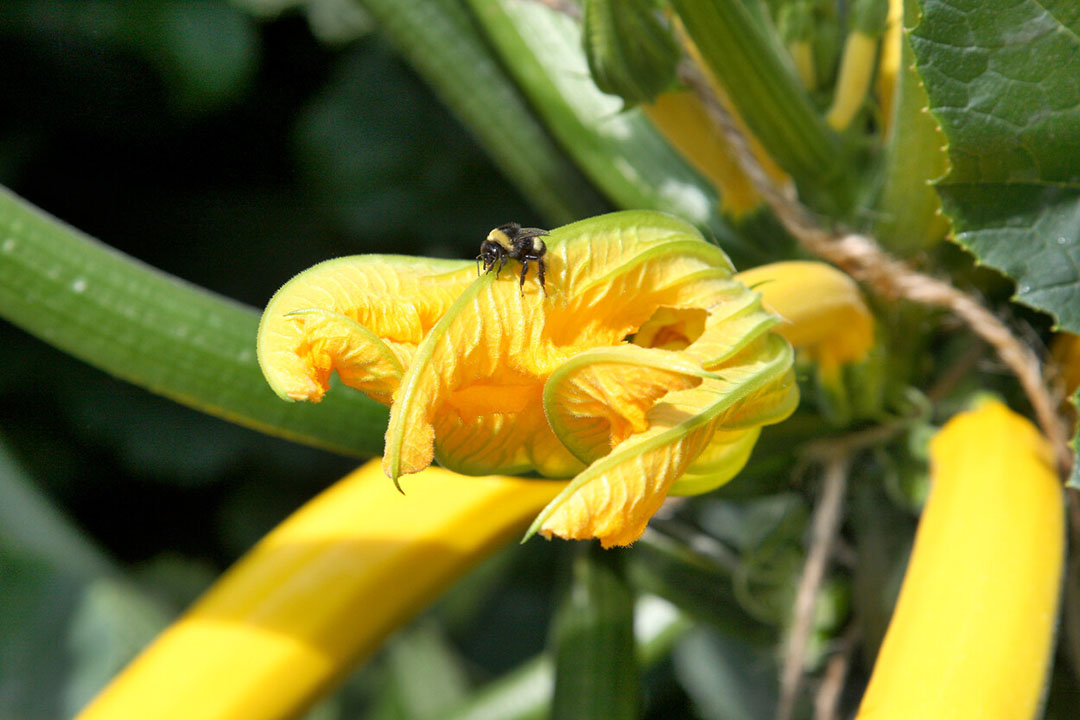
518, 227, 550, 238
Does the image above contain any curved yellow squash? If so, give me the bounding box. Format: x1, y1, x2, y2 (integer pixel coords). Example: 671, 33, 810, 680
856, 401, 1064, 719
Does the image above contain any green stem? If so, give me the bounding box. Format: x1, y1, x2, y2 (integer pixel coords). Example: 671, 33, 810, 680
465, 0, 746, 254
0, 187, 387, 457
444, 594, 691, 720
670, 0, 850, 214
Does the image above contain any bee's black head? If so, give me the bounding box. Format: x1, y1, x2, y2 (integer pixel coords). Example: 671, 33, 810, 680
478, 239, 504, 271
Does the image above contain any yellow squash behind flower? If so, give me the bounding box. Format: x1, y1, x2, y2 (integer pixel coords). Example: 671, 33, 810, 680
856, 400, 1064, 719
77, 461, 564, 720
257, 211, 799, 546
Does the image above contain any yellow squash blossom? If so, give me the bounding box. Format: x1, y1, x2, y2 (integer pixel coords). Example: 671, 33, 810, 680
257, 211, 799, 547
856, 400, 1064, 719
735, 260, 874, 379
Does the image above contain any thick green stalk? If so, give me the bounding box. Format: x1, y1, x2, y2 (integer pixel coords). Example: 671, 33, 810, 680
465, 0, 743, 251
356, 0, 606, 225
444, 595, 690, 720
670, 0, 850, 214
875, 34, 949, 253
550, 544, 638, 720
0, 187, 387, 457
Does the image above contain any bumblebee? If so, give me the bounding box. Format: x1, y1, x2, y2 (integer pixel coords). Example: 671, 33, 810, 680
477, 222, 549, 295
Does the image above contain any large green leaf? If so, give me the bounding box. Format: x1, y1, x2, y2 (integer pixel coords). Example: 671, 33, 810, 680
910, 0, 1080, 332
0, 187, 388, 457
910, 0, 1080, 185
938, 184, 1080, 332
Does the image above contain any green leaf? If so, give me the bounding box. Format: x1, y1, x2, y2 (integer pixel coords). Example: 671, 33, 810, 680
672, 627, 778, 720
65, 576, 174, 715
444, 657, 553, 720
937, 184, 1080, 332
382, 622, 471, 720
0, 186, 388, 457
849, 482, 914, 660
628, 528, 777, 646
442, 595, 688, 720
910, 0, 1080, 332
355, 0, 607, 225
0, 440, 115, 579
910, 0, 1080, 185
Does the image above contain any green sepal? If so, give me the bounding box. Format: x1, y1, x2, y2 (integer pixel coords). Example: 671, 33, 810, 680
582, 0, 680, 106
875, 32, 950, 255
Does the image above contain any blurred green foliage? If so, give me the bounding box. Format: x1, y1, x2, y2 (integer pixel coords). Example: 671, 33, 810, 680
2, 1, 1078, 719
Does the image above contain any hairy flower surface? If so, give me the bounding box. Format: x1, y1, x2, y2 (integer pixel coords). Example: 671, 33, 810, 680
258, 211, 797, 546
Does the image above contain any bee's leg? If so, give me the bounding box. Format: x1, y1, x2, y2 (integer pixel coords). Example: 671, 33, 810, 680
476, 257, 482, 276
537, 258, 547, 297
496, 255, 507, 278
519, 260, 531, 296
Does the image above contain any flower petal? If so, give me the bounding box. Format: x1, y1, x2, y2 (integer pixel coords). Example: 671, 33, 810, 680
530, 334, 797, 547
735, 260, 873, 375
257, 255, 474, 402
383, 271, 554, 480
669, 427, 760, 495
275, 309, 404, 404
433, 402, 586, 478
383, 211, 743, 483
543, 344, 719, 464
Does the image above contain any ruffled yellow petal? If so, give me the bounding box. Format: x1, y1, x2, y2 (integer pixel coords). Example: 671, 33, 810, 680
276, 309, 405, 404
544, 344, 720, 464
433, 400, 585, 479
382, 271, 558, 480
383, 211, 743, 483
735, 260, 874, 376
532, 334, 797, 547
257, 255, 474, 402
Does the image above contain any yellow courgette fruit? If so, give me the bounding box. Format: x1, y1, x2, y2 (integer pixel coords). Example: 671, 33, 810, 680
77, 461, 563, 720
856, 401, 1064, 719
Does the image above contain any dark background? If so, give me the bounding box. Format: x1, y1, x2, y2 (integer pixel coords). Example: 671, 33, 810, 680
0, 2, 546, 565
